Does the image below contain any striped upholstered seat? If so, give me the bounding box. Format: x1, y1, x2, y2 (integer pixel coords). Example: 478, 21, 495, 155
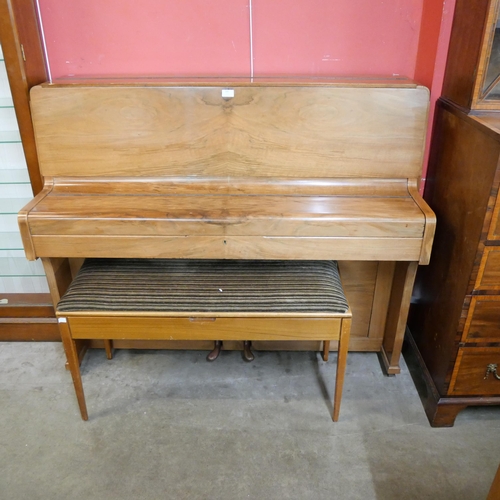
57, 259, 349, 314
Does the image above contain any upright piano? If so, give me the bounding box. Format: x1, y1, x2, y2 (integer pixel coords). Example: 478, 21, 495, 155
18, 78, 435, 374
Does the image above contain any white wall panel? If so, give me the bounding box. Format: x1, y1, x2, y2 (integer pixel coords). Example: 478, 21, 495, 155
0, 43, 47, 294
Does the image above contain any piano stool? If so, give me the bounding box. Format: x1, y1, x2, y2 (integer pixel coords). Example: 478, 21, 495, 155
55, 259, 352, 421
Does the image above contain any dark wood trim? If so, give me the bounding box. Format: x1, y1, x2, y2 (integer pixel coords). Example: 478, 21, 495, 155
0, 322, 59, 341
0, 2, 59, 341
0, 293, 54, 317
440, 98, 500, 142
0, 0, 47, 195
0, 292, 57, 344
0, 294, 59, 341
441, 0, 491, 110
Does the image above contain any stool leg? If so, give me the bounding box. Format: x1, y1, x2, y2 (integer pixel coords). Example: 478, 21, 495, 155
104, 340, 114, 360
59, 319, 88, 421
333, 317, 351, 422
322, 341, 330, 362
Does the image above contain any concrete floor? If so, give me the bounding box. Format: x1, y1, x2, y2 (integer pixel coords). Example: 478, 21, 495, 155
1, 342, 499, 500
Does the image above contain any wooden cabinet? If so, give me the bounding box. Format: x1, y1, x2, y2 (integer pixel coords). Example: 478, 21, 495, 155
408, 0, 500, 426
408, 101, 500, 426
0, 0, 59, 340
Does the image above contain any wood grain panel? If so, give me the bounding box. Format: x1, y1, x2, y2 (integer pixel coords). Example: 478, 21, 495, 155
27, 192, 426, 238
0, 322, 59, 341
30, 235, 423, 261
18, 180, 53, 260
67, 316, 342, 341
0, 293, 53, 316
41, 258, 73, 308
49, 177, 411, 196
338, 261, 378, 340
462, 296, 500, 342
487, 190, 500, 240
30, 85, 429, 179
450, 347, 500, 395
475, 247, 500, 289
368, 261, 394, 341
408, 181, 436, 264
0, 293, 59, 341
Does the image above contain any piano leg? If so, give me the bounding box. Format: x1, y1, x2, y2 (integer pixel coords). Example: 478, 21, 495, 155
41, 257, 73, 307
58, 318, 88, 420
381, 261, 418, 375
323, 341, 330, 362
104, 340, 114, 360
42, 257, 89, 367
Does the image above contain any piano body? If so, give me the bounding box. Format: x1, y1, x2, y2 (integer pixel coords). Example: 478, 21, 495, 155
18, 79, 435, 374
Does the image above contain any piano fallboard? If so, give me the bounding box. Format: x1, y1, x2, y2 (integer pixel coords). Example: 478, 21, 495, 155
19, 177, 431, 262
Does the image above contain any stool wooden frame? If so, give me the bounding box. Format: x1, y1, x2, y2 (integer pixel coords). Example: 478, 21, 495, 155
56, 308, 351, 422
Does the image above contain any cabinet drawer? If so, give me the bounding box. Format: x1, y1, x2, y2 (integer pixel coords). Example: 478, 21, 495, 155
475, 247, 500, 290
450, 348, 500, 396
463, 296, 500, 342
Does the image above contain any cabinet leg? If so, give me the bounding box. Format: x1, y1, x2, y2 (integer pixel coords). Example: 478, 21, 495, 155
487, 463, 500, 500
428, 402, 467, 428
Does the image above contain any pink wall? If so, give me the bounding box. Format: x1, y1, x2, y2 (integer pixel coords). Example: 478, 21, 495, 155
253, 1, 422, 77
38, 0, 251, 77
39, 0, 424, 80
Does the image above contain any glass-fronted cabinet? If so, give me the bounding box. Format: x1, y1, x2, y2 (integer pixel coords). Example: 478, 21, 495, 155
0, 43, 47, 294
442, 0, 500, 110
472, 0, 500, 108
